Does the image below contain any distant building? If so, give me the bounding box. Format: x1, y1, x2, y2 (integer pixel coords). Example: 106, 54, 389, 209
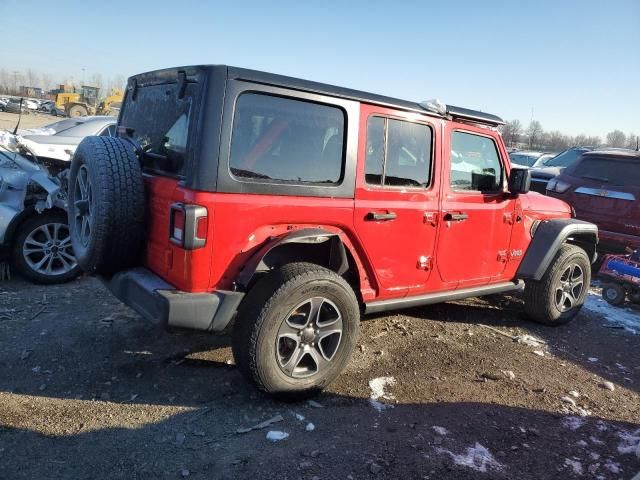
19, 86, 43, 98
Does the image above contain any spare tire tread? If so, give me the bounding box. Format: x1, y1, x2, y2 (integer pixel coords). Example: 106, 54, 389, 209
69, 136, 145, 275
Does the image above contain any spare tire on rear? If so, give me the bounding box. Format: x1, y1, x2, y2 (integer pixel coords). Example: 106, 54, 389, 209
68, 136, 145, 275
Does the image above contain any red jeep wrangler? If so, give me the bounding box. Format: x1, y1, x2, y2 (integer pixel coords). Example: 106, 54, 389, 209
68, 66, 598, 398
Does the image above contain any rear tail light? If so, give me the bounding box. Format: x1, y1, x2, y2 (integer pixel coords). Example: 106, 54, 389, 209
170, 203, 207, 249
547, 178, 571, 193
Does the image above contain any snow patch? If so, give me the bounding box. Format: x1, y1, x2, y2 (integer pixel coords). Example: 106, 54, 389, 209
618, 428, 640, 458
438, 442, 503, 473
564, 458, 583, 475
266, 431, 289, 442
305, 422, 315, 432
584, 292, 640, 333
368, 377, 396, 412
432, 426, 449, 436
562, 416, 586, 430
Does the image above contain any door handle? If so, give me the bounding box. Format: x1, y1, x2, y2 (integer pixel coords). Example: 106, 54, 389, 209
443, 212, 468, 222
366, 211, 397, 221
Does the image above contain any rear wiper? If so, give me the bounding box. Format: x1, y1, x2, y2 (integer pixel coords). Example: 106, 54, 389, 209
582, 174, 608, 183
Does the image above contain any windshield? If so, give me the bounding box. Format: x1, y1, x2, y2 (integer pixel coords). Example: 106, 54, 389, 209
509, 153, 540, 167
546, 149, 586, 167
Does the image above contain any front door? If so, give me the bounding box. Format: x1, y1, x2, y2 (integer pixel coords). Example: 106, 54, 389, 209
353, 105, 441, 299
436, 123, 516, 288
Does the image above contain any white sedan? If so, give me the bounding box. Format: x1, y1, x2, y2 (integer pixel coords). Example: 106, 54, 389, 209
17, 116, 116, 162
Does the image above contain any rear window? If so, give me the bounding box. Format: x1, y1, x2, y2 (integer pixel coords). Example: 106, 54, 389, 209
547, 149, 586, 167
569, 157, 640, 187
118, 82, 199, 177
229, 93, 345, 185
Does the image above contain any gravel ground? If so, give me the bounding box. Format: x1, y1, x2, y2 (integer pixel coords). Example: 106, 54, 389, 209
0, 276, 639, 479
0, 110, 60, 131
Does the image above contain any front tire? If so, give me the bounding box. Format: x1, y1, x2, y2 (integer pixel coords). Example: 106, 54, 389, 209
68, 105, 88, 117
523, 244, 591, 325
12, 211, 81, 284
232, 263, 360, 400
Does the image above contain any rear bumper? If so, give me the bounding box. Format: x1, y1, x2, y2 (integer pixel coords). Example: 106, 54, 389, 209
105, 268, 244, 332
599, 230, 640, 252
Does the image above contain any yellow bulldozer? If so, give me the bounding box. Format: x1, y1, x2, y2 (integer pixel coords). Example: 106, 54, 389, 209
55, 86, 123, 117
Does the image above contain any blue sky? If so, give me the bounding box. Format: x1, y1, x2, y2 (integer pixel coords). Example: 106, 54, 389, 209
1, 0, 638, 138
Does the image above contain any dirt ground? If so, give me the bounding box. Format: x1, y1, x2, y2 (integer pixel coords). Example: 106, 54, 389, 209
0, 110, 60, 131
0, 275, 639, 480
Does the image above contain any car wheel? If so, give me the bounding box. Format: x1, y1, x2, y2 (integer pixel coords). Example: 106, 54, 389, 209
12, 210, 81, 284
68, 105, 88, 117
68, 136, 145, 275
602, 283, 626, 306
523, 244, 591, 325
232, 262, 360, 400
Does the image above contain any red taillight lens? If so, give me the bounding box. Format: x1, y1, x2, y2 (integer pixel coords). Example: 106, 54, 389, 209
171, 208, 185, 242
196, 216, 208, 240
170, 203, 207, 249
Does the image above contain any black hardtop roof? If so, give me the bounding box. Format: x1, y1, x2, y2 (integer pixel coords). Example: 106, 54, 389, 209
128, 65, 504, 126
583, 149, 640, 160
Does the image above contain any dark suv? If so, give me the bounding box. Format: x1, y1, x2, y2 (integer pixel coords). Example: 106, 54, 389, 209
66, 65, 598, 398
547, 150, 640, 252
529, 147, 593, 193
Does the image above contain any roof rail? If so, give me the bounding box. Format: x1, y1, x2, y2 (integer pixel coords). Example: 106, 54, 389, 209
420, 100, 504, 126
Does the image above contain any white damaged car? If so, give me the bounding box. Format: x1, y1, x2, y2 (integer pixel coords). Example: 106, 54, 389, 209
18, 116, 116, 163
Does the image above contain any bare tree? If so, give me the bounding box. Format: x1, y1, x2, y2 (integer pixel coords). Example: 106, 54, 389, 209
585, 136, 602, 147
25, 68, 40, 88
547, 131, 570, 151
573, 134, 587, 146
0, 69, 9, 94
526, 120, 543, 149
90, 73, 104, 92
41, 73, 54, 91
501, 119, 522, 147
606, 130, 626, 148
625, 133, 638, 149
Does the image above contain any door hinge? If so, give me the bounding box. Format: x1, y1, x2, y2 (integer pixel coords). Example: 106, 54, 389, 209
417, 255, 433, 270
423, 212, 438, 226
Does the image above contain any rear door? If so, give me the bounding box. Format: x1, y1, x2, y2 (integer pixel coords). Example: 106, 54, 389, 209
436, 123, 517, 288
566, 156, 640, 237
353, 104, 441, 299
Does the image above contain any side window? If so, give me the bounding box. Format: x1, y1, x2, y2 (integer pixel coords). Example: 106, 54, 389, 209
229, 93, 345, 185
450, 131, 503, 192
365, 116, 432, 188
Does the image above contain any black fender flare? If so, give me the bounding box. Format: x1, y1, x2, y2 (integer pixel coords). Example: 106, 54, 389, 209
517, 219, 598, 281
236, 228, 349, 290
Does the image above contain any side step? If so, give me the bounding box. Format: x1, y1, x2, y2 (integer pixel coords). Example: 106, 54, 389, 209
364, 280, 525, 314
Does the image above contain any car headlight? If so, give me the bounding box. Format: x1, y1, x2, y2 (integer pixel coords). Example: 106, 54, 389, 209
547, 178, 571, 193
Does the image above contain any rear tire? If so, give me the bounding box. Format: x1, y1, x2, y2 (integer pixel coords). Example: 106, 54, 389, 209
232, 262, 360, 400
12, 211, 81, 284
602, 283, 626, 306
523, 244, 591, 325
68, 136, 145, 275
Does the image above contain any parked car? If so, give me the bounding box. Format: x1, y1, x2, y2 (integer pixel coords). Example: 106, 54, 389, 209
18, 116, 116, 162
509, 151, 556, 169
66, 65, 597, 398
547, 149, 640, 253
4, 99, 25, 114
529, 147, 593, 193
0, 145, 80, 283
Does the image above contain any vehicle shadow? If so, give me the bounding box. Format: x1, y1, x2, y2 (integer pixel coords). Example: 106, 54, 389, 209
2, 394, 639, 479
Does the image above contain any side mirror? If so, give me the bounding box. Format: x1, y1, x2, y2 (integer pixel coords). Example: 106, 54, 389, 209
508, 167, 531, 195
